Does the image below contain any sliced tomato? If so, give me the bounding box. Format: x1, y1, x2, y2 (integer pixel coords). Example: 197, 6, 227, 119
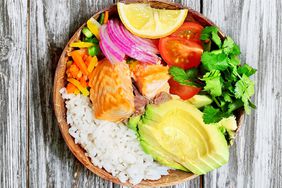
168, 78, 201, 100
170, 22, 204, 44
159, 37, 203, 69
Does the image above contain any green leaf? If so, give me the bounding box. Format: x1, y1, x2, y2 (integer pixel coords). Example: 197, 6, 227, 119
201, 52, 229, 71
222, 37, 241, 55
169, 66, 199, 87
238, 64, 257, 76
234, 75, 255, 113
201, 70, 222, 97
200, 26, 222, 48
185, 68, 198, 79
229, 55, 240, 66
203, 106, 226, 124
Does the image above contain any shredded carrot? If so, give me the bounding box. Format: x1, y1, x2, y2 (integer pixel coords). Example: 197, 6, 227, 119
104, 11, 109, 24
67, 78, 89, 96
79, 77, 88, 88
77, 70, 83, 79
66, 83, 79, 94
67, 64, 80, 78
83, 54, 88, 61
87, 56, 98, 73
75, 48, 88, 56
85, 56, 92, 66
71, 50, 89, 75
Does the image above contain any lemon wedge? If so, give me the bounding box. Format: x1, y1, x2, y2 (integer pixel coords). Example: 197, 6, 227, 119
117, 3, 188, 39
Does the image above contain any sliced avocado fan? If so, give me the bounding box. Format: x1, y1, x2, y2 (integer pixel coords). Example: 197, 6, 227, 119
128, 99, 229, 175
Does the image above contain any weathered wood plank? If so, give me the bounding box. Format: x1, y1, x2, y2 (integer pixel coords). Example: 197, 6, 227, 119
203, 0, 282, 187
0, 0, 28, 188
28, 0, 114, 188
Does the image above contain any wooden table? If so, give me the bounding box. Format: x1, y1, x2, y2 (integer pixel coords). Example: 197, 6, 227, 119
1, 0, 281, 187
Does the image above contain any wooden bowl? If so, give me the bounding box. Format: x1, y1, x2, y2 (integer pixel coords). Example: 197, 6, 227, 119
53, 0, 244, 187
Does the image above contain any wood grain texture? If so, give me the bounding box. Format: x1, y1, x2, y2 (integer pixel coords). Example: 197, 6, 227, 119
0, 0, 28, 188
203, 0, 282, 188
29, 0, 114, 188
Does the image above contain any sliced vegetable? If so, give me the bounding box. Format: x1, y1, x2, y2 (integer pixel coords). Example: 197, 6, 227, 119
67, 78, 89, 96
99, 13, 105, 25
170, 22, 204, 45
168, 78, 201, 100
70, 42, 94, 48
104, 11, 109, 24
82, 27, 93, 38
87, 17, 101, 39
75, 48, 88, 56
159, 36, 203, 69
67, 64, 80, 78
99, 24, 125, 63
71, 50, 89, 75
66, 83, 79, 94
83, 37, 99, 44
87, 56, 98, 73
88, 45, 100, 56
105, 20, 160, 64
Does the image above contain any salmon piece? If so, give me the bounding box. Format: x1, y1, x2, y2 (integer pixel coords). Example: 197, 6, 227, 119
89, 59, 134, 122
130, 62, 171, 99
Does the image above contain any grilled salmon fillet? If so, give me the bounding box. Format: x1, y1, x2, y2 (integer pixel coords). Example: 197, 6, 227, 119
89, 59, 134, 122
130, 62, 171, 99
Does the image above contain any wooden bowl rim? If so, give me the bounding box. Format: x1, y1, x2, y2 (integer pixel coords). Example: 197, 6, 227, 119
53, 1, 245, 187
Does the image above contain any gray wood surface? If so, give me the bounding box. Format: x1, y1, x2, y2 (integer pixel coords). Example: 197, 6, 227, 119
0, 0, 281, 188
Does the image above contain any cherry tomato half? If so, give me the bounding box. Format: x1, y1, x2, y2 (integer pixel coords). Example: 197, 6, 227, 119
159, 37, 203, 69
168, 78, 201, 100
170, 22, 204, 44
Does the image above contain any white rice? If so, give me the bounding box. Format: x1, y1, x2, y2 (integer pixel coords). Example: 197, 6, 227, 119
60, 88, 169, 185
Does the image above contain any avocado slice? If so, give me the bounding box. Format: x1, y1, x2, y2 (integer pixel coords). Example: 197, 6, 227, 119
213, 116, 237, 145
187, 95, 213, 108
127, 115, 141, 132
137, 99, 229, 175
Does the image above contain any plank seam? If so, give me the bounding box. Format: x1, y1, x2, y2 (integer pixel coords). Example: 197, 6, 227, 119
26, 0, 30, 187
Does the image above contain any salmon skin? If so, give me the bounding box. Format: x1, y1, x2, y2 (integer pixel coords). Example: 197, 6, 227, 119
89, 59, 135, 122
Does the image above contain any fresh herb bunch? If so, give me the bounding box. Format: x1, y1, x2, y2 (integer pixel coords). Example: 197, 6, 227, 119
169, 26, 256, 124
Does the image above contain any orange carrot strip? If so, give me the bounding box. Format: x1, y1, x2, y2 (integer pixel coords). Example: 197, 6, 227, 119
79, 77, 88, 88
66, 83, 78, 94
67, 78, 89, 96
67, 64, 80, 78
104, 11, 109, 24
87, 56, 98, 73
77, 71, 82, 79
75, 48, 88, 56
71, 50, 89, 75
85, 56, 92, 66
83, 54, 88, 61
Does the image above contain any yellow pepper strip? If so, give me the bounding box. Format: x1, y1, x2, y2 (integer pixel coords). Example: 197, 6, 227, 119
104, 11, 109, 24
70, 42, 94, 48
87, 56, 98, 73
67, 78, 89, 96
87, 17, 101, 40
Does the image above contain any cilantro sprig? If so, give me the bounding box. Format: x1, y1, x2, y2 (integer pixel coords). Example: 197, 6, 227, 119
200, 26, 257, 123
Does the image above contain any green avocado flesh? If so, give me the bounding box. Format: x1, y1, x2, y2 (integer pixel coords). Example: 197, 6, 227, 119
132, 99, 229, 175
187, 95, 213, 108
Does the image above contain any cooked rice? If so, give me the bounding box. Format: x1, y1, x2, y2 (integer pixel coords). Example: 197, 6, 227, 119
60, 88, 169, 185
